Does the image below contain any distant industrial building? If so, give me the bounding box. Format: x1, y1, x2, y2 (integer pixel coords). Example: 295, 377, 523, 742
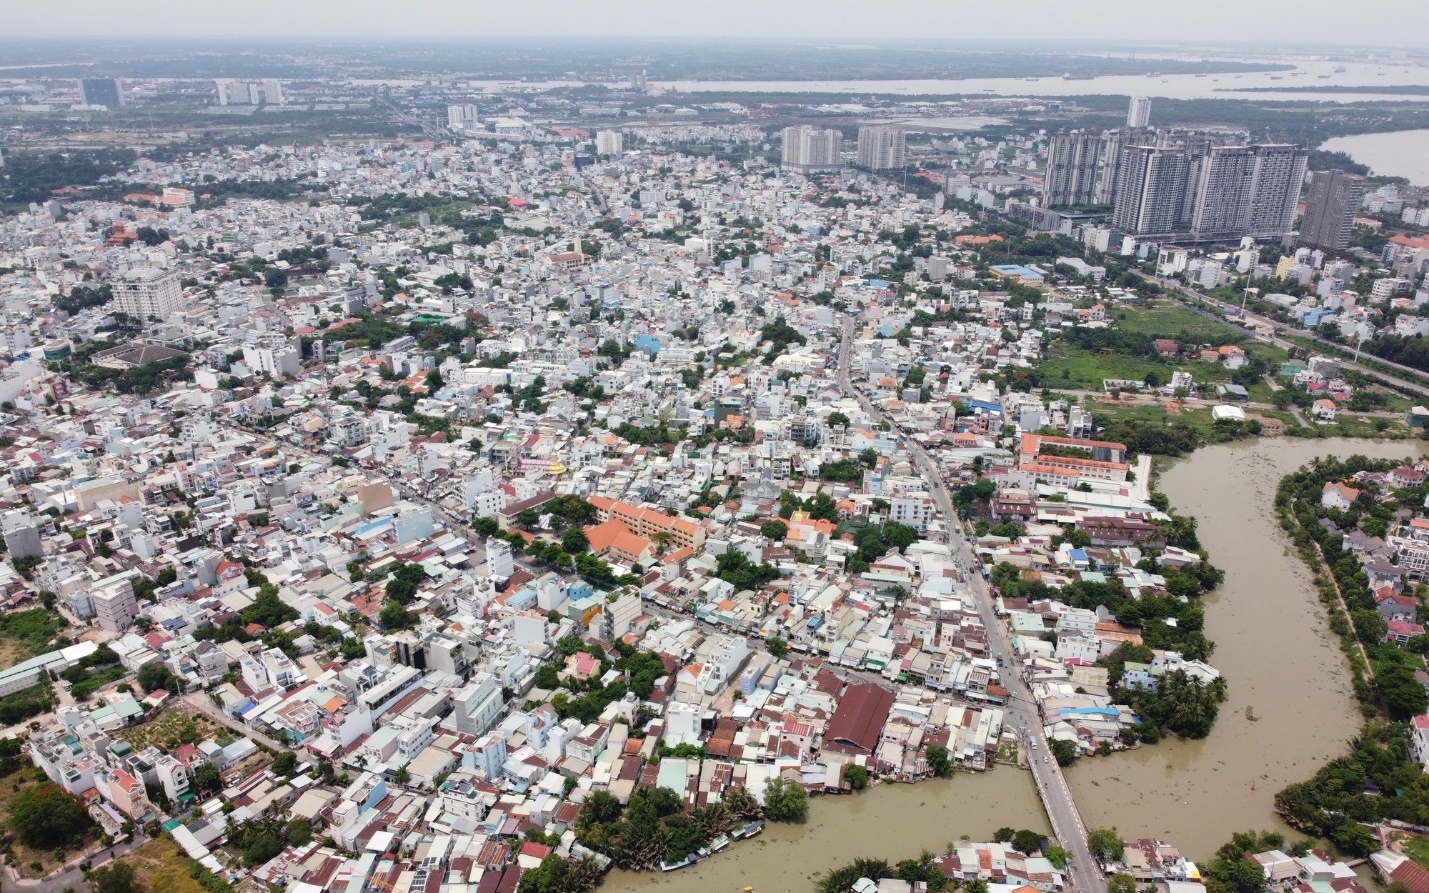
215, 79, 280, 106
780, 125, 843, 174
80, 78, 123, 109
856, 125, 906, 170
1299, 169, 1364, 250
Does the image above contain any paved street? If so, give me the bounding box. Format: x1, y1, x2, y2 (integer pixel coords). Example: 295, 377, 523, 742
182, 692, 291, 752
1, 836, 144, 893
837, 315, 1104, 893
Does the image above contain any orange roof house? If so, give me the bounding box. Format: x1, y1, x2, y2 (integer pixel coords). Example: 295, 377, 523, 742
584, 518, 656, 567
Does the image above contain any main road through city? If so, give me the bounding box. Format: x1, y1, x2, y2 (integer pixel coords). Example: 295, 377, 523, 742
836, 315, 1104, 893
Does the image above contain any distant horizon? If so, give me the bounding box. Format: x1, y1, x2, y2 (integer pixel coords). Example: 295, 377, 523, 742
0, 36, 1420, 47
9, 1, 1429, 45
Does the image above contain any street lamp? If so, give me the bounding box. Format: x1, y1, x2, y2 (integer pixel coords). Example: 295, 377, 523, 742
1240, 286, 1259, 317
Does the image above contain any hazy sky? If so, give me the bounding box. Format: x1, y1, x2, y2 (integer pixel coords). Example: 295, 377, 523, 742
11, 0, 1429, 43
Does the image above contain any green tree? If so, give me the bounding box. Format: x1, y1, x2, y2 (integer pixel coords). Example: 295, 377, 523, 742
843, 764, 870, 791
380, 598, 415, 630
1087, 828, 1124, 862
474, 517, 501, 537
87, 862, 137, 893
1050, 739, 1079, 766
827, 411, 850, 429
8, 783, 90, 849
242, 830, 284, 866
759, 519, 789, 541
136, 661, 176, 694
766, 637, 789, 659
286, 818, 312, 848
926, 744, 952, 777
763, 777, 808, 823
882, 522, 919, 552
1012, 829, 1046, 855
271, 751, 297, 776
561, 527, 590, 554
1108, 873, 1138, 893
194, 765, 222, 793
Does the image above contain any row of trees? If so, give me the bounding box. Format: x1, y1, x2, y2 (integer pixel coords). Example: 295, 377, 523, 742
1273, 456, 1429, 853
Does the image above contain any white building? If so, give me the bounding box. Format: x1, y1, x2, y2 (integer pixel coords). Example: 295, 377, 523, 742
111, 269, 183, 320
243, 344, 301, 378
90, 579, 138, 632
595, 130, 624, 156
452, 673, 504, 736
1412, 715, 1429, 770
857, 126, 906, 170
1127, 96, 1152, 128
781, 125, 842, 173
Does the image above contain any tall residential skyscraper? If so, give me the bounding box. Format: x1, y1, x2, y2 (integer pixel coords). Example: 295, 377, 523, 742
1127, 96, 1152, 128
447, 104, 478, 128
1044, 132, 1099, 207
595, 130, 624, 156
80, 78, 123, 109
1113, 139, 1308, 239
1113, 145, 1193, 236
1043, 129, 1133, 207
780, 125, 843, 173
856, 126, 906, 170
1243, 144, 1310, 238
1191, 146, 1259, 236
1300, 169, 1365, 250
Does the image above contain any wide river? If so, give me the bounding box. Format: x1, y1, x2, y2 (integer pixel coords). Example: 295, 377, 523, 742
465, 59, 1429, 103
604, 771, 1050, 893
606, 436, 1425, 892
1319, 130, 1429, 188
1067, 436, 1425, 855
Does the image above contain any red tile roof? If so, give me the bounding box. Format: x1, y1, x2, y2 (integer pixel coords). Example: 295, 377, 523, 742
822, 682, 894, 755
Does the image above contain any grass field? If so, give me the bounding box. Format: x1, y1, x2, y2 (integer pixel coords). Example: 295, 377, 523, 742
1041, 343, 1173, 390
1081, 399, 1229, 439
0, 609, 65, 671
1112, 300, 1249, 345
1042, 343, 1284, 393
123, 837, 218, 893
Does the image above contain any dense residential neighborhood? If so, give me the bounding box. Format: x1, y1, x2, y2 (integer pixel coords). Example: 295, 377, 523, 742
3, 46, 1429, 893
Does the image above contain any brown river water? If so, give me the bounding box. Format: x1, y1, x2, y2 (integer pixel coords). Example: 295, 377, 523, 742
1067, 437, 1425, 856
605, 436, 1426, 892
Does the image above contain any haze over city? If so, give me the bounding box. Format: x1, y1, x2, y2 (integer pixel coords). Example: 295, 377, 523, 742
6, 0, 1429, 42
2, 12, 1429, 893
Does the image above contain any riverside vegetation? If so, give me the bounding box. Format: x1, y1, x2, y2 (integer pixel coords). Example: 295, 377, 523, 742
1268, 455, 1429, 855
